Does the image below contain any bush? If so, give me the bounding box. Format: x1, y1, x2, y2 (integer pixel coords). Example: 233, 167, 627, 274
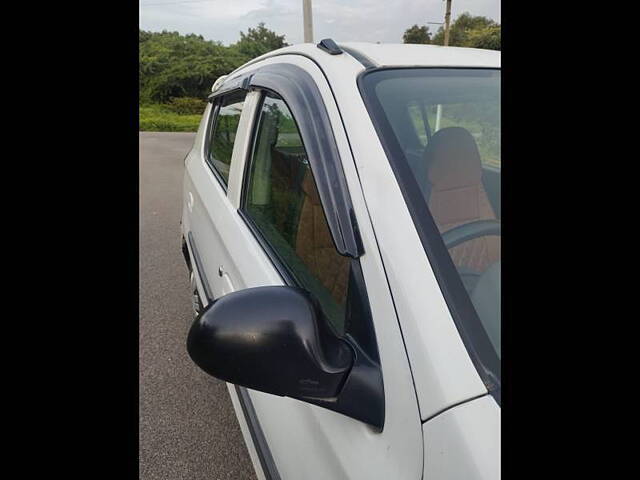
139, 104, 202, 132
139, 26, 287, 103
464, 26, 501, 50
166, 97, 207, 115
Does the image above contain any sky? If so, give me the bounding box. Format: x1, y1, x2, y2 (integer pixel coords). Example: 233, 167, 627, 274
139, 0, 501, 45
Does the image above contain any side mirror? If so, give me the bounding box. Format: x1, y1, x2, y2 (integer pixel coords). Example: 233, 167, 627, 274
187, 286, 384, 429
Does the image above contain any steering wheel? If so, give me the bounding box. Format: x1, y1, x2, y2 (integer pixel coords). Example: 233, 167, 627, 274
442, 219, 501, 250
441, 219, 501, 359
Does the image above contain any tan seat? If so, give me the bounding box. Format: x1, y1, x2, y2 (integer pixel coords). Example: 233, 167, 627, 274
425, 127, 500, 273
295, 170, 350, 306
267, 142, 349, 306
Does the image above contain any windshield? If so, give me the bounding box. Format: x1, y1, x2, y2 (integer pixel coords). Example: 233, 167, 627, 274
359, 68, 501, 398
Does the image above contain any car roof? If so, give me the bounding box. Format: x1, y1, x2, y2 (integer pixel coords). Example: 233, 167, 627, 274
338, 42, 500, 68
218, 42, 500, 96
229, 41, 499, 77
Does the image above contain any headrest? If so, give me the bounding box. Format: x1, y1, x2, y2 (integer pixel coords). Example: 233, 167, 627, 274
301, 168, 322, 205
425, 127, 483, 190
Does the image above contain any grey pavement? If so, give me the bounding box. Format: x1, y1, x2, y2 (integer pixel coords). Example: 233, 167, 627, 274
139, 131, 257, 480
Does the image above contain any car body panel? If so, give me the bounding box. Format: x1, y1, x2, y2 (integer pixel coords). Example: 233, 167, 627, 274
184, 53, 424, 479
423, 395, 501, 480
338, 42, 500, 68
182, 43, 501, 479
225, 384, 269, 480
283, 45, 491, 420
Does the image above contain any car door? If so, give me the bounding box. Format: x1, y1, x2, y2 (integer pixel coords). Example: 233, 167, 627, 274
183, 89, 255, 300
195, 55, 424, 480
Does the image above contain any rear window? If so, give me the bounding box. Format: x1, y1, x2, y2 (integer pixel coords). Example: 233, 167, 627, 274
206, 90, 247, 185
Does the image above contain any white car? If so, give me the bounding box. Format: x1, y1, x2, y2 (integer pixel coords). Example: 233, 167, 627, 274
181, 39, 500, 480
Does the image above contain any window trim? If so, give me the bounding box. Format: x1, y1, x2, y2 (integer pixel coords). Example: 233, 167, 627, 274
239, 88, 380, 358
236, 89, 302, 285
203, 89, 248, 191
240, 90, 348, 333
357, 66, 501, 405
228, 63, 363, 258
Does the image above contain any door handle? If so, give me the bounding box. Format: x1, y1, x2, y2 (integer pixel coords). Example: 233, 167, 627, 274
187, 192, 194, 212
218, 265, 234, 295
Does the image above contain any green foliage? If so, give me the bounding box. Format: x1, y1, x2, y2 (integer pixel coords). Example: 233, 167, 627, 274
139, 24, 289, 132
139, 30, 241, 102
431, 12, 501, 50
139, 104, 202, 132
403, 25, 431, 44
166, 97, 207, 115
465, 25, 501, 51
139, 24, 287, 103
234, 22, 289, 59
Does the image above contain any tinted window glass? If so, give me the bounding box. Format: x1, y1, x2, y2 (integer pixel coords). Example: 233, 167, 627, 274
408, 101, 429, 147
207, 91, 247, 184
244, 92, 350, 334
361, 68, 501, 387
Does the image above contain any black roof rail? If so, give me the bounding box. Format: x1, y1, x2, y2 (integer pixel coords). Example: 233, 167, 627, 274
317, 38, 343, 55
339, 45, 377, 69
316, 39, 378, 70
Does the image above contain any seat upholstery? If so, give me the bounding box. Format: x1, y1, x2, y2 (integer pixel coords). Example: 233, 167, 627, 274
425, 127, 500, 273
266, 141, 349, 307
295, 170, 350, 306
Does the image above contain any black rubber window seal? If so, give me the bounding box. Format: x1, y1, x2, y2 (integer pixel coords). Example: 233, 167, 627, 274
230, 63, 364, 259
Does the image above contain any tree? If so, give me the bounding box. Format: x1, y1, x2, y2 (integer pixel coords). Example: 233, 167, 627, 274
139, 29, 247, 102
234, 22, 289, 60
431, 12, 500, 50
402, 24, 431, 44
138, 24, 289, 103
465, 25, 501, 51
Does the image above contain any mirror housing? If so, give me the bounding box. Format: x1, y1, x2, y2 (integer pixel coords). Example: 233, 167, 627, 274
187, 286, 384, 429
187, 286, 352, 398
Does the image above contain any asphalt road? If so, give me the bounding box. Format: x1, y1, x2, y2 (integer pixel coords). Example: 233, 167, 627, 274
139, 132, 257, 480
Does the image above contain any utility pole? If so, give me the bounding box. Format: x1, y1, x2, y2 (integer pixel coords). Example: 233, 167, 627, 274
436, 0, 452, 131
443, 0, 452, 46
303, 0, 314, 43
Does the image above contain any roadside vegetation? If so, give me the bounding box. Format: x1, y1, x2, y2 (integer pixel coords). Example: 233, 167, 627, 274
139, 23, 286, 132
140, 13, 500, 132
402, 12, 501, 49
139, 104, 203, 132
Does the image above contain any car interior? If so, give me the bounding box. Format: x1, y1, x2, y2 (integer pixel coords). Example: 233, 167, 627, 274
246, 89, 500, 358
373, 73, 501, 357
400, 99, 500, 357
245, 95, 350, 334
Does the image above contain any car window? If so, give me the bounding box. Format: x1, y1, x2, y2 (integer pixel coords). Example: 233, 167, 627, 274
407, 101, 430, 147
243, 92, 350, 334
207, 91, 247, 185
360, 68, 501, 394
427, 102, 500, 170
